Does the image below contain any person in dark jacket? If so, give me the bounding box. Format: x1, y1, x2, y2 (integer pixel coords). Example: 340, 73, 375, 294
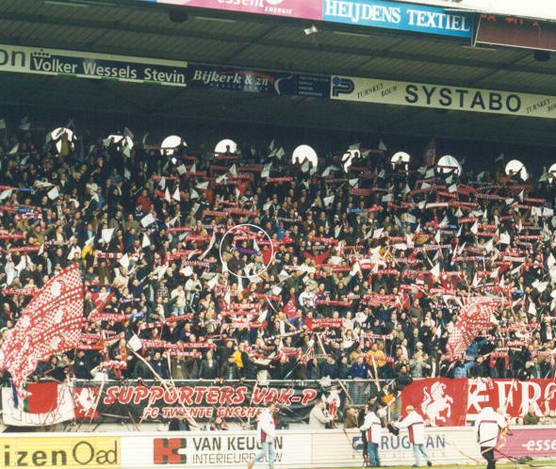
199, 350, 218, 380
320, 355, 339, 379
152, 351, 169, 379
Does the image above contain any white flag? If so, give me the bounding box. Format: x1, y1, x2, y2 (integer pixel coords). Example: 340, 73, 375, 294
261, 163, 271, 179
141, 213, 156, 227
173, 186, 181, 202
142, 233, 151, 248
101, 228, 114, 243
119, 254, 130, 270
0, 189, 12, 201
47, 187, 59, 200
499, 232, 510, 244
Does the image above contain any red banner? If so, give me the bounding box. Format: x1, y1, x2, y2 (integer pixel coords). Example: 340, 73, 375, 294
401, 378, 468, 426
401, 378, 556, 426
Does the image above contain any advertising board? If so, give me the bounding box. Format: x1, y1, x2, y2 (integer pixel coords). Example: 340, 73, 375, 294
322, 0, 472, 38
0, 436, 120, 469
0, 44, 188, 86
477, 14, 556, 52
392, 0, 556, 22
141, 0, 323, 21
0, 44, 330, 99
503, 427, 556, 459
120, 432, 311, 468
330, 75, 556, 118
144, 0, 472, 38
186, 64, 330, 98
3, 427, 555, 469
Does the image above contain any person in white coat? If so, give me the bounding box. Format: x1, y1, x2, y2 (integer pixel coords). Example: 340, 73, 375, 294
474, 406, 507, 469
360, 405, 382, 467
248, 402, 277, 469
394, 405, 432, 467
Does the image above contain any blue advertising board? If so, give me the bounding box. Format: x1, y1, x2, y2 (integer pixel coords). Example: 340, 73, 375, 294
322, 0, 472, 38
186, 64, 330, 98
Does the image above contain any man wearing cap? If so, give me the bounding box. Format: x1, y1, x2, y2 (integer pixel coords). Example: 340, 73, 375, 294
474, 406, 507, 469
393, 405, 432, 467
360, 404, 382, 467
248, 402, 277, 469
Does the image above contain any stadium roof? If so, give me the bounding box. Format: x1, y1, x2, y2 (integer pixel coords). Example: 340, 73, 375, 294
1, 0, 556, 146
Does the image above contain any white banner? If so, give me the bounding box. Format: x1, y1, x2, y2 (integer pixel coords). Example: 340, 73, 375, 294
0, 44, 188, 86
393, 0, 556, 22
330, 75, 556, 119
121, 431, 311, 468
316, 428, 480, 467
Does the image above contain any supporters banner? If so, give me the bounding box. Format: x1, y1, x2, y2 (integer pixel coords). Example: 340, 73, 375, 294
392, 0, 556, 22
141, 0, 322, 20
322, 0, 472, 38
73, 381, 320, 423
330, 74, 556, 118
400, 378, 556, 424
186, 64, 330, 98
0, 44, 189, 86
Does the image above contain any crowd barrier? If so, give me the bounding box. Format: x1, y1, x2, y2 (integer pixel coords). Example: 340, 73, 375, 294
1, 426, 555, 469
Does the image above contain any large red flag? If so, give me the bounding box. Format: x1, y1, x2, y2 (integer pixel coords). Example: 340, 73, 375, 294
446, 297, 499, 358
401, 378, 467, 426
0, 263, 83, 397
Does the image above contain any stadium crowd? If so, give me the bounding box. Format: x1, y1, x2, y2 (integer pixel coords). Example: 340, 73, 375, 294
0, 121, 554, 399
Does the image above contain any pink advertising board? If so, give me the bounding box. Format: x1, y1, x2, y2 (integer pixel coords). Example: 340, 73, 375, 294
150, 0, 322, 21
500, 427, 556, 459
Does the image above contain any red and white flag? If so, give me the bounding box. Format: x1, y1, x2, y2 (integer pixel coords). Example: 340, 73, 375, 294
447, 297, 498, 358
1, 382, 75, 426
0, 263, 84, 397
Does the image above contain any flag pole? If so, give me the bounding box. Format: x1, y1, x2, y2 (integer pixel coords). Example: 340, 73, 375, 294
129, 348, 199, 429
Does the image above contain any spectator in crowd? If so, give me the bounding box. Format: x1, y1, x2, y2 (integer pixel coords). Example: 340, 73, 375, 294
309, 399, 331, 428
523, 404, 541, 425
